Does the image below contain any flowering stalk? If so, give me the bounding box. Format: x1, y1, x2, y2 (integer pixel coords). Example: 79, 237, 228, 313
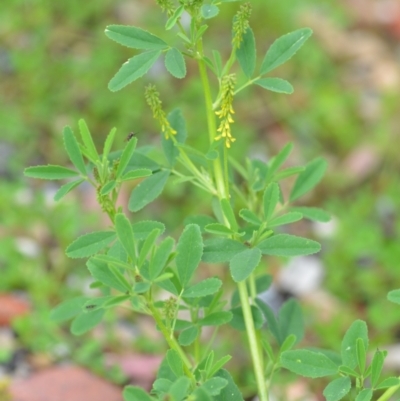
215, 74, 236, 149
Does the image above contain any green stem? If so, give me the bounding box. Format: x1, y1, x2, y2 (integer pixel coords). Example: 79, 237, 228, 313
249, 273, 257, 300
238, 281, 268, 401
147, 301, 194, 380
376, 383, 400, 401
197, 42, 227, 199
234, 76, 261, 96
223, 145, 230, 198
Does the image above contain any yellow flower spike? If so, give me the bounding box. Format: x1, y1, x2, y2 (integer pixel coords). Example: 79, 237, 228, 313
215, 74, 237, 149
145, 84, 176, 139
232, 3, 252, 49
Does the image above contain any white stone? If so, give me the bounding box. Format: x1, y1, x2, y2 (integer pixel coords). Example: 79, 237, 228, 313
277, 256, 324, 297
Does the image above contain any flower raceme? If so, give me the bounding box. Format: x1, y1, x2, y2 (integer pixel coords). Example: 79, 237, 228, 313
215, 74, 236, 148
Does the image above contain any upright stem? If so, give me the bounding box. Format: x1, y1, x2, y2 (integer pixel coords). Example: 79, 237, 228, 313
147, 301, 194, 380
376, 382, 400, 401
238, 281, 268, 401
197, 41, 227, 199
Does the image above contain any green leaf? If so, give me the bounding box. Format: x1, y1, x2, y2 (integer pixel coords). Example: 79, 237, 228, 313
129, 170, 170, 212
355, 389, 373, 401
267, 143, 293, 178
290, 207, 331, 222
195, 24, 209, 42
371, 349, 385, 388
255, 77, 293, 94
50, 296, 88, 322
184, 215, 216, 233
263, 182, 280, 220
257, 234, 320, 257
138, 228, 160, 267
116, 136, 138, 179
134, 281, 150, 293
230, 305, 264, 331
165, 5, 184, 30
105, 25, 168, 50
255, 274, 273, 293
168, 376, 190, 401
376, 377, 400, 389
203, 238, 246, 263
212, 50, 223, 77
279, 298, 304, 344
157, 356, 177, 381
280, 349, 339, 378
341, 320, 368, 370
125, 150, 160, 172
356, 338, 366, 373
162, 109, 187, 167
280, 334, 297, 353
70, 309, 105, 335
152, 378, 172, 394
85, 295, 130, 311
268, 212, 302, 227
230, 248, 261, 282
220, 198, 238, 232
199, 311, 233, 326
109, 50, 162, 92
338, 365, 358, 377
208, 356, 232, 379
177, 32, 191, 44
201, 4, 219, 19
387, 289, 400, 304
239, 209, 261, 225
166, 349, 183, 377
54, 179, 84, 201
149, 237, 175, 281
115, 213, 137, 262
323, 377, 351, 401
176, 224, 203, 287
121, 168, 152, 182
132, 220, 165, 241
66, 231, 116, 258
290, 157, 327, 202
274, 166, 305, 181
165, 48, 186, 79
63, 126, 87, 175
24, 165, 79, 180
100, 180, 116, 195
178, 326, 198, 346
87, 257, 131, 293
204, 223, 234, 236
236, 27, 256, 78
123, 385, 154, 401
255, 298, 280, 342
102, 127, 116, 161
260, 28, 313, 74
214, 369, 244, 401
93, 255, 132, 271
78, 119, 99, 163
183, 277, 222, 298
201, 377, 228, 396
191, 388, 212, 401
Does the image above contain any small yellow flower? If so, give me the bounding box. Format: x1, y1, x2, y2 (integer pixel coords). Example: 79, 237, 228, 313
145, 84, 177, 139
215, 74, 236, 148
232, 3, 252, 49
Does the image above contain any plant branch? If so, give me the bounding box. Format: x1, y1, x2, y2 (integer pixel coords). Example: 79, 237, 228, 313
238, 281, 268, 401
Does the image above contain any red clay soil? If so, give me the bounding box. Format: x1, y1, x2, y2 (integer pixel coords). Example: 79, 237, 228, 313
10, 365, 123, 401
0, 294, 30, 326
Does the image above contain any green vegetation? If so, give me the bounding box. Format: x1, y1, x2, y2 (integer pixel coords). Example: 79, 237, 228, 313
2, 0, 400, 400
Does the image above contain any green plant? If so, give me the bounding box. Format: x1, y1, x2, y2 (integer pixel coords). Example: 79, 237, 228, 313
23, 1, 400, 400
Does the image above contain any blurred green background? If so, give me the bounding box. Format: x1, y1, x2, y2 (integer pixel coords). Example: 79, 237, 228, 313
1, 0, 400, 397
